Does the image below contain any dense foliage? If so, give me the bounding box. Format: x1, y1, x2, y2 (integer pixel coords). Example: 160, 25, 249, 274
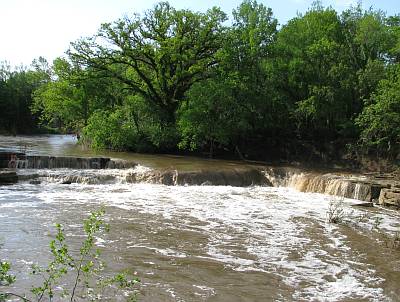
1, 1, 399, 161
0, 58, 51, 134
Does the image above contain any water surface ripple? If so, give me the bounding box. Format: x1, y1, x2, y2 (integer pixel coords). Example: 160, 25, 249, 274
1, 179, 399, 301
1, 135, 399, 301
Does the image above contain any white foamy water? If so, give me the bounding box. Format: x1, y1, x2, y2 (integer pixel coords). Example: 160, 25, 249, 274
1, 176, 399, 301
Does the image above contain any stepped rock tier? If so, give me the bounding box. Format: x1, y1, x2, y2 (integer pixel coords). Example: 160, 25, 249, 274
1, 151, 399, 208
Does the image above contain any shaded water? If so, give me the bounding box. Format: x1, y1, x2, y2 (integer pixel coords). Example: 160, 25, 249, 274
1, 136, 400, 301
0, 135, 250, 171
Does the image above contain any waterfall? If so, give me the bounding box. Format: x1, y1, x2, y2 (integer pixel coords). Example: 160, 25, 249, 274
16, 159, 28, 169
9, 156, 137, 170
24, 156, 109, 169
263, 167, 373, 202
2, 150, 381, 202
354, 183, 371, 201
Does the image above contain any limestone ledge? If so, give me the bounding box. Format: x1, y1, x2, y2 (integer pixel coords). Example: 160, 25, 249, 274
379, 188, 400, 207
0, 170, 18, 184
1, 151, 399, 208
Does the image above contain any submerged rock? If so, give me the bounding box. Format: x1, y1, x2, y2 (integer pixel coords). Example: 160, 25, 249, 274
0, 170, 18, 184
29, 180, 41, 185
351, 202, 374, 208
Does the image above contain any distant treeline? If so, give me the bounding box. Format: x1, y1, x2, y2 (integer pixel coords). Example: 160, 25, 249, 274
1, 1, 399, 161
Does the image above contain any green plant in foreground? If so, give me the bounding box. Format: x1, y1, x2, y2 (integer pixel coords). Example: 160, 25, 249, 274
326, 198, 347, 224
0, 209, 140, 301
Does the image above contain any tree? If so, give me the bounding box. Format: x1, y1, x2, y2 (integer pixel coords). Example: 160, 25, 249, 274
69, 2, 227, 124
0, 59, 50, 134
275, 3, 348, 139
356, 64, 400, 157
32, 58, 87, 131
340, 5, 398, 113
32, 58, 127, 132
274, 2, 398, 142
387, 15, 400, 62
223, 0, 279, 136
177, 0, 279, 156
178, 77, 242, 155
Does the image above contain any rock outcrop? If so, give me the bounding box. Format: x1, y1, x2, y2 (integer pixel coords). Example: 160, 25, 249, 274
125, 168, 269, 187
0, 151, 25, 168
263, 166, 399, 207
379, 188, 400, 207
1, 151, 399, 208
0, 170, 18, 184
0, 151, 137, 170
21, 155, 111, 169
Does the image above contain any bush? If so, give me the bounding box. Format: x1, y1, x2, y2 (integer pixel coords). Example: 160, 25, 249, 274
83, 109, 137, 151
0, 209, 139, 302
326, 198, 347, 224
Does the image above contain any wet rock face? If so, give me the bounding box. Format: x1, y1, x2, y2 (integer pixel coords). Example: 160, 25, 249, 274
125, 168, 270, 187
23, 156, 111, 169
0, 151, 141, 170
379, 189, 400, 207
0, 151, 112, 170
175, 168, 269, 186
262, 167, 400, 204
0, 170, 18, 184
0, 151, 26, 168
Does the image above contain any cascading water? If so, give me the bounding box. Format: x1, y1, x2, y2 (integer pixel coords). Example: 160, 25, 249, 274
10, 155, 375, 201
1, 135, 399, 301
262, 167, 373, 201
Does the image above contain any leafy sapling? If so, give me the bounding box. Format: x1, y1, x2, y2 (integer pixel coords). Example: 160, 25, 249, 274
0, 209, 140, 301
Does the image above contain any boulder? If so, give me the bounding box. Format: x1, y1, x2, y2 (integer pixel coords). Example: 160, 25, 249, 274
378, 188, 400, 207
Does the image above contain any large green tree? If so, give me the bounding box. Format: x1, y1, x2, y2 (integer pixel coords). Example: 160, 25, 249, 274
276, 4, 350, 139
274, 2, 398, 142
32, 57, 127, 132
177, 0, 279, 156
69, 2, 227, 124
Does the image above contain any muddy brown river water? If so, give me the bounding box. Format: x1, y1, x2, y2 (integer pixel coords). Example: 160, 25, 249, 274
0, 135, 399, 301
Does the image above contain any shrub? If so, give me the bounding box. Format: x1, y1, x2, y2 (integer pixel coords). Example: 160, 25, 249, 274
326, 198, 347, 224
0, 209, 139, 301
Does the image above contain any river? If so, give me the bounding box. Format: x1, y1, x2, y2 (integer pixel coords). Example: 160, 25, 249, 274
0, 135, 399, 301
